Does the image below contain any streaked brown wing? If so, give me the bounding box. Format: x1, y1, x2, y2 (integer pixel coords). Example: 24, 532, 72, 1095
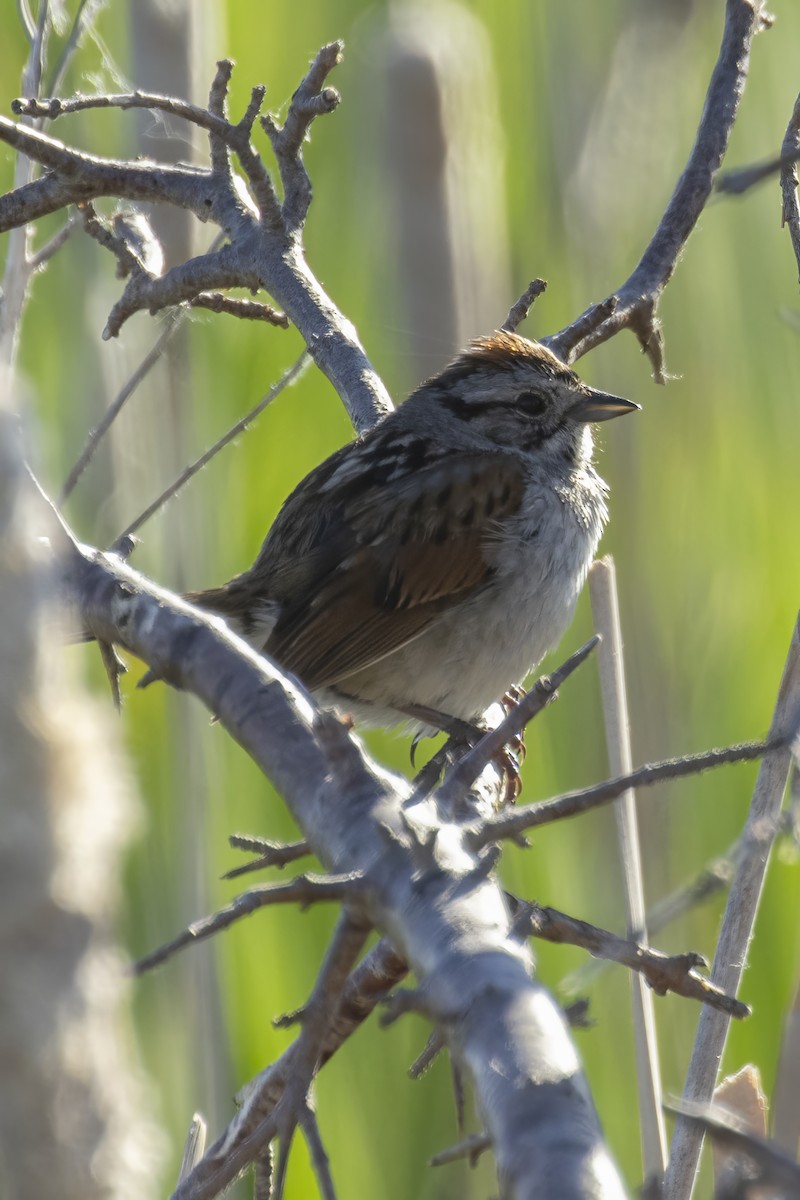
264, 451, 525, 690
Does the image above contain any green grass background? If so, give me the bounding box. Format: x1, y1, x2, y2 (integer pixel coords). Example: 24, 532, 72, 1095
2, 1, 800, 1195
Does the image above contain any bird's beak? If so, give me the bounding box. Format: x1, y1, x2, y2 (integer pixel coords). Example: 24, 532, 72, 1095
568, 389, 641, 423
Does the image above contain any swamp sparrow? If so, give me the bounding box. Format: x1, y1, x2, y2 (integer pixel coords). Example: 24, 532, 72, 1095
188, 332, 638, 734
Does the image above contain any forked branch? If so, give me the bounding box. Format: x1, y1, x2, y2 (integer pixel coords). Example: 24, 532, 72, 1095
543, 0, 771, 380
0, 49, 391, 432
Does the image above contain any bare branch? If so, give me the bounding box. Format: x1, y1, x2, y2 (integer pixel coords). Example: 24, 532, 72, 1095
501, 278, 547, 334
299, 1105, 337, 1200
436, 635, 599, 806
716, 146, 800, 195
590, 558, 666, 1174
564, 801, 800, 999
24, 0, 50, 103
408, 1029, 445, 1080
27, 208, 81, 269
54, 531, 626, 1197
102, 242, 258, 338
16, 0, 36, 43
206, 58, 234, 182
515, 900, 749, 1019
80, 200, 163, 277
209, 917, 366, 1200
188, 292, 288, 326
543, 0, 770, 379
780, 93, 800, 286
13, 87, 245, 145
430, 1132, 492, 1168
477, 738, 779, 848
133, 873, 367, 976
13, 67, 281, 223
665, 616, 800, 1199
0, 115, 216, 226
46, 0, 108, 98
0, 53, 393, 432
262, 41, 342, 231
224, 834, 311, 879
174, 914, 368, 1200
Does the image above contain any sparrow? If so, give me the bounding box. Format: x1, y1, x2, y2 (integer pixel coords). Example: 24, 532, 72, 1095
186, 331, 638, 736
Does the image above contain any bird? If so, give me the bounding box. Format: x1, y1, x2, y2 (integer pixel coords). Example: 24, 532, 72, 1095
187, 331, 638, 738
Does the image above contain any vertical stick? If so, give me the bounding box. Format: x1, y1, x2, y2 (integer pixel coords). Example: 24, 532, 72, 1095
589, 557, 667, 1179
664, 615, 800, 1199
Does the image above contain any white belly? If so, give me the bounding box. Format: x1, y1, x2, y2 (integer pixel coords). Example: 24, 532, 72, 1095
328, 478, 606, 727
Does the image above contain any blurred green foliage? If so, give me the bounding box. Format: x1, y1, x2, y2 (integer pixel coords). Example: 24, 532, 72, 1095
2, 1, 800, 1195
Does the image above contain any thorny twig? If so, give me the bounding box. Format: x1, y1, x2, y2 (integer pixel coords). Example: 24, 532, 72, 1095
476, 738, 779, 848
513, 900, 749, 1018
133, 872, 367, 976
224, 834, 311, 879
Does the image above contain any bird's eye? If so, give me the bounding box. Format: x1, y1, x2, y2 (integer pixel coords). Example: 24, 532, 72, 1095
517, 390, 547, 417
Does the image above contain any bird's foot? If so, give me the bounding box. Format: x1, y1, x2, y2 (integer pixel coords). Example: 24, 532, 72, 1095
406, 695, 526, 806
495, 686, 528, 803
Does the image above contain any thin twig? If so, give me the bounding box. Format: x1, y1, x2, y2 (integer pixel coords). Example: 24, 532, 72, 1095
543, 0, 769, 376
188, 292, 288, 326
102, 242, 255, 338
224, 834, 311, 879
59, 308, 184, 503
116, 349, 310, 540
780, 93, 800, 287
476, 738, 779, 849
564, 804, 800, 997
716, 146, 800, 196
299, 1106, 337, 1200
665, 617, 800, 1200
206, 58, 234, 182
0, 0, 50, 365
13, 88, 245, 146
430, 1132, 492, 1168
408, 1029, 445, 1079
27, 208, 81, 269
26, 0, 50, 104
46, 0, 107, 97
172, 915, 369, 1200
515, 900, 748, 1019
0, 57, 394, 431
563, 844, 738, 997
589, 559, 666, 1175
133, 872, 365, 975
79, 199, 158, 276
436, 636, 599, 806
501, 278, 547, 333
16, 0, 36, 43
262, 41, 342, 232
